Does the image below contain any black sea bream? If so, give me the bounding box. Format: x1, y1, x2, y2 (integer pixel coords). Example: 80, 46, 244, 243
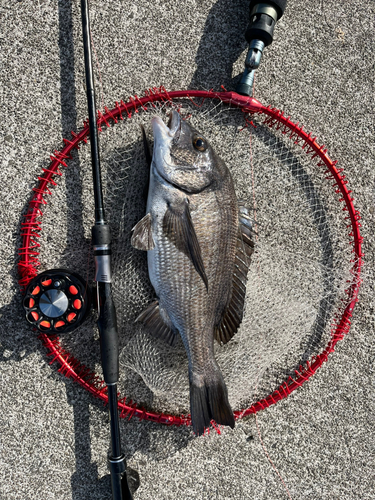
131, 110, 254, 435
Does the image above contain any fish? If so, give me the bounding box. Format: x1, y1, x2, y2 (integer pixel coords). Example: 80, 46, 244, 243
131, 110, 254, 435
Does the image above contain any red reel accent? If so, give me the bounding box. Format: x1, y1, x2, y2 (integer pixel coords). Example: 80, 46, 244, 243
67, 313, 76, 323
73, 299, 82, 310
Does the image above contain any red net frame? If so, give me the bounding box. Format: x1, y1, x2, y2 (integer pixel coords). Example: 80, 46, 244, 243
18, 88, 363, 432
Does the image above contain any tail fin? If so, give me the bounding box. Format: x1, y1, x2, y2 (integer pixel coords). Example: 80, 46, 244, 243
190, 373, 235, 436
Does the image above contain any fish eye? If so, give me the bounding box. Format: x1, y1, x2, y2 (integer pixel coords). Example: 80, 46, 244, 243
192, 135, 207, 152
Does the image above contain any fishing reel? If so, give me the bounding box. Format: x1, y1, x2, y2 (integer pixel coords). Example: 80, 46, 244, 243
23, 269, 92, 334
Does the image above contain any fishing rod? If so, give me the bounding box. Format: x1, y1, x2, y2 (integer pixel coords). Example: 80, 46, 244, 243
81, 0, 133, 498
22, 1, 133, 496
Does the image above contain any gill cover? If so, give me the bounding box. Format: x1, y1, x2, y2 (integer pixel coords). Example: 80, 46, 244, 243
151, 110, 217, 193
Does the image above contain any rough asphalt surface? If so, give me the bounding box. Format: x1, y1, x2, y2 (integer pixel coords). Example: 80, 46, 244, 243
0, 1, 374, 499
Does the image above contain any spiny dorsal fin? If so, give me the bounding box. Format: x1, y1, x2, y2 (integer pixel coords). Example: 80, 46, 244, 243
131, 213, 155, 251
140, 125, 151, 203
215, 203, 255, 344
135, 300, 177, 347
163, 198, 208, 291
140, 124, 152, 167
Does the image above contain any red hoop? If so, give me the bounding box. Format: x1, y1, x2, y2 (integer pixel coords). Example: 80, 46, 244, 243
18, 88, 363, 431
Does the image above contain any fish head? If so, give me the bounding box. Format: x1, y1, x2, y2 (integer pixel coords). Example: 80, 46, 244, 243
151, 110, 218, 193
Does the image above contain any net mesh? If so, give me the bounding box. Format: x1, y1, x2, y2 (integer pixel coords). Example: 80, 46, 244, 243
28, 96, 358, 418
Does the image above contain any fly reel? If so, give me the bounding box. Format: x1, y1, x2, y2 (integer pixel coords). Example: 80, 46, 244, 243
23, 269, 92, 333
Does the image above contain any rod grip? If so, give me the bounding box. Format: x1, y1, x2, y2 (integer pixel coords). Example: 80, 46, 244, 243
250, 0, 287, 20
92, 224, 111, 245
246, 0, 287, 46
97, 282, 119, 385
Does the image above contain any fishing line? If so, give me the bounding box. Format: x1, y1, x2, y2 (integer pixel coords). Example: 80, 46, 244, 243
255, 412, 293, 500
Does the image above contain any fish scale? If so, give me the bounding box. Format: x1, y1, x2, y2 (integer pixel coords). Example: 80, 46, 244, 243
131, 110, 253, 435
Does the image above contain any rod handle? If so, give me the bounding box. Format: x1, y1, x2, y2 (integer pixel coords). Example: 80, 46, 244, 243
250, 0, 287, 20
246, 0, 287, 47
97, 282, 119, 385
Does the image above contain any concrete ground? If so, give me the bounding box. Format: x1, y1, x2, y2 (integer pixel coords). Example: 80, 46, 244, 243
0, 0, 374, 499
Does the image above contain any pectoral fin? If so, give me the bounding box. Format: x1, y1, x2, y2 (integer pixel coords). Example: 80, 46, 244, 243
136, 300, 178, 347
131, 213, 155, 250
163, 199, 208, 291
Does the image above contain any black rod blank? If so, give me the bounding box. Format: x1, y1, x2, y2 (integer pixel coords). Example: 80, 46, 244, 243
81, 0, 105, 225
80, 1, 132, 499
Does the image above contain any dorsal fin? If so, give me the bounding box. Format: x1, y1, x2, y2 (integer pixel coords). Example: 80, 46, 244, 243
140, 124, 152, 167
140, 125, 152, 203
214, 204, 255, 344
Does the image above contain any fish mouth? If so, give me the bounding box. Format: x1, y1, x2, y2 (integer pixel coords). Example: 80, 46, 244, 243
151, 110, 197, 192
167, 109, 181, 137
151, 110, 181, 141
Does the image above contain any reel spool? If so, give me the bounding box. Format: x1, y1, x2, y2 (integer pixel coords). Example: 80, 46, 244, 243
23, 269, 91, 334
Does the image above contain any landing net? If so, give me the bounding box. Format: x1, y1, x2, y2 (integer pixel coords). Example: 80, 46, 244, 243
19, 89, 362, 428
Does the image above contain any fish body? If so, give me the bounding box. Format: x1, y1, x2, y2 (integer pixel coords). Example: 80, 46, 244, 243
132, 111, 254, 435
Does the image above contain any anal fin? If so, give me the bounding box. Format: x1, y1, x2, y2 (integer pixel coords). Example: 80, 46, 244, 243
136, 300, 177, 347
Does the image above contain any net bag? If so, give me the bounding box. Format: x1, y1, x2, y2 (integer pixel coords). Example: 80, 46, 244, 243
18, 89, 362, 430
